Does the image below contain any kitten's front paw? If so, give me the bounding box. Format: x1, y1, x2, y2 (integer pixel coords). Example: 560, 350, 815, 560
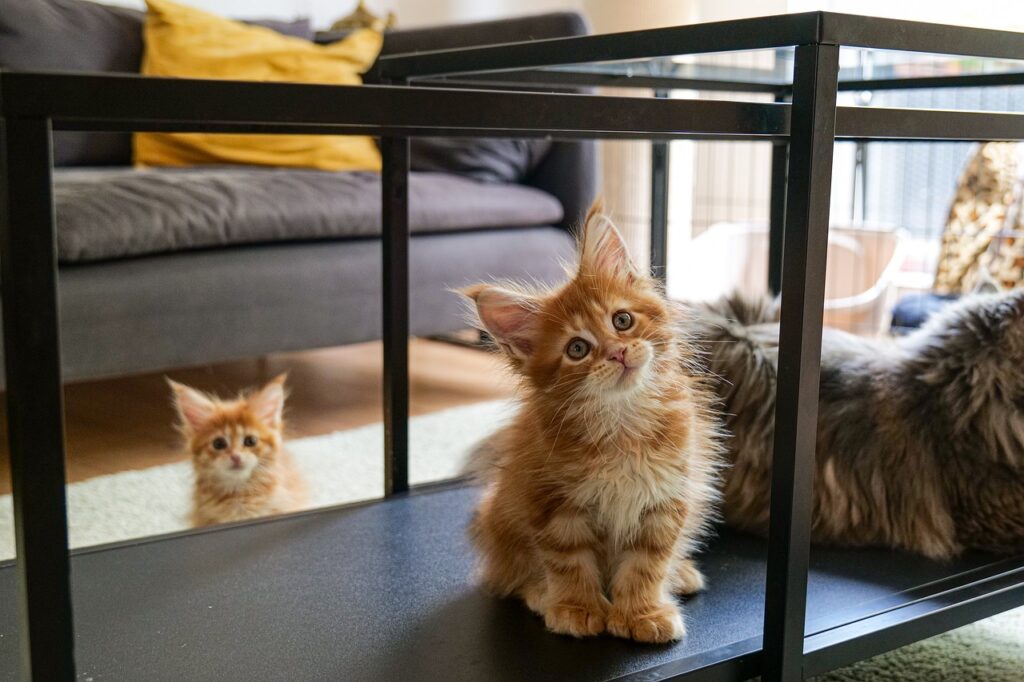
607, 602, 685, 643
520, 581, 547, 616
672, 559, 706, 595
543, 601, 607, 638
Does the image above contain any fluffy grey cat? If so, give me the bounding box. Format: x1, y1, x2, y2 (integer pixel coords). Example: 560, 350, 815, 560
695, 287, 1024, 559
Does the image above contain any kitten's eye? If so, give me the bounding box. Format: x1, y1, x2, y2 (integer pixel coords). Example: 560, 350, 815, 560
613, 311, 634, 331
211, 437, 229, 451
243, 435, 258, 448
565, 338, 591, 360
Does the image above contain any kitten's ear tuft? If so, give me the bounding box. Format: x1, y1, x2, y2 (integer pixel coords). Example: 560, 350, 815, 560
460, 284, 538, 360
168, 379, 216, 433
584, 197, 607, 225
250, 374, 287, 427
579, 201, 639, 279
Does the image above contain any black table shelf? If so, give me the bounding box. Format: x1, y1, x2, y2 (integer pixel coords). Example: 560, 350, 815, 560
4, 10, 1024, 681
1, 485, 1019, 681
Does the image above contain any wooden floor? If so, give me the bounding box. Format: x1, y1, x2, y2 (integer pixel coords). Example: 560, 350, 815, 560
0, 339, 515, 495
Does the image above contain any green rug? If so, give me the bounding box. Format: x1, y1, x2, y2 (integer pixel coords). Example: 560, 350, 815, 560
814, 607, 1024, 680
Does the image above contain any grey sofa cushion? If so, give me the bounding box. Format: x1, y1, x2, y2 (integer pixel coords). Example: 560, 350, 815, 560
409, 138, 553, 184
0, 0, 143, 166
0, 0, 313, 166
22, 228, 574, 382
53, 168, 564, 263
0, 0, 143, 72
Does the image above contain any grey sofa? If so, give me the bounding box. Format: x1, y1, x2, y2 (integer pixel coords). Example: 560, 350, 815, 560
0, 1, 595, 382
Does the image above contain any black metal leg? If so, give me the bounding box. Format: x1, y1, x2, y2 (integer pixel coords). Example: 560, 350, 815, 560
768, 92, 789, 296
761, 44, 840, 682
0, 117, 76, 679
650, 89, 670, 283
381, 135, 410, 496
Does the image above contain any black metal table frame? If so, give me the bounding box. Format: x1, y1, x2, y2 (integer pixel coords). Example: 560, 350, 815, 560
2, 10, 1024, 682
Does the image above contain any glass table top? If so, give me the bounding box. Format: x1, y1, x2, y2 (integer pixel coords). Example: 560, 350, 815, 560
417, 46, 1024, 93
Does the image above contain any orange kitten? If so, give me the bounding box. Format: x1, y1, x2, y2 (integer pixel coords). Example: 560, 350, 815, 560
169, 374, 308, 527
462, 203, 722, 643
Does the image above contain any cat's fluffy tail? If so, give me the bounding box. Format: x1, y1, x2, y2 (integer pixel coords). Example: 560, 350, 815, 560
699, 291, 780, 326
691, 291, 780, 420
460, 425, 511, 484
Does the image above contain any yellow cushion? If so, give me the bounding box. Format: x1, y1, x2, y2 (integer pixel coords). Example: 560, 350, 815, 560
135, 0, 383, 171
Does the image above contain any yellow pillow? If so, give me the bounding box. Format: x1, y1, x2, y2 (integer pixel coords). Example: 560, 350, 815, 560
135, 0, 383, 171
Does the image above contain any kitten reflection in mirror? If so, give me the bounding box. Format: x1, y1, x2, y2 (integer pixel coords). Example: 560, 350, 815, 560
169, 374, 308, 527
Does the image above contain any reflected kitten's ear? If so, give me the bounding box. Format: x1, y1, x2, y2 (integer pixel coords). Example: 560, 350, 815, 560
168, 379, 216, 433
579, 201, 640, 280
461, 284, 539, 360
249, 373, 287, 428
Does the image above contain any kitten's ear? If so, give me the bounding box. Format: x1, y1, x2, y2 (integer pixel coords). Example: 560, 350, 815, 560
250, 374, 287, 427
579, 201, 640, 280
972, 267, 1003, 296
168, 379, 216, 433
461, 284, 538, 360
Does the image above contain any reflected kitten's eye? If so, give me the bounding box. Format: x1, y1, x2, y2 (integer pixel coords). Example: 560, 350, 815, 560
243, 435, 258, 448
211, 437, 229, 451
565, 338, 591, 360
613, 311, 634, 331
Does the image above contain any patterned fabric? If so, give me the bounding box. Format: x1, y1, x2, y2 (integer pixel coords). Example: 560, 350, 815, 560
934, 143, 1022, 294
984, 164, 1024, 290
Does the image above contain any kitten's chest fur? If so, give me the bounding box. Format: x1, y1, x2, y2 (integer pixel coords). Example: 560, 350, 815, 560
545, 393, 709, 546
569, 441, 690, 545
191, 453, 306, 526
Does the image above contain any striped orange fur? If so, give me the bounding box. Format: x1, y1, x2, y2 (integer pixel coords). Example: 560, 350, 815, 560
170, 374, 308, 527
462, 203, 723, 642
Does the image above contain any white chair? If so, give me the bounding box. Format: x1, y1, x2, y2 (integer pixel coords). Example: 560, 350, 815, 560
670, 222, 908, 335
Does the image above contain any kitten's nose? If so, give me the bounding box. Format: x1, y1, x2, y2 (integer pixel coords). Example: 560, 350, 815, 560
229, 453, 242, 467
608, 347, 627, 365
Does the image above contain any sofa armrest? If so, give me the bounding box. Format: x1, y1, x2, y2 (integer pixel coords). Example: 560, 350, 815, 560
355, 12, 596, 230
319, 12, 590, 60
524, 141, 597, 232
380, 12, 588, 55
